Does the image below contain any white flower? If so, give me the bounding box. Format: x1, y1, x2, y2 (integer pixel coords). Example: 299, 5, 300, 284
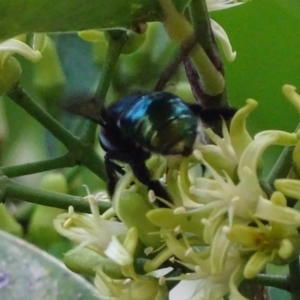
53, 194, 128, 256
227, 192, 300, 279
167, 232, 246, 300
94, 227, 168, 300
197, 98, 256, 179
189, 111, 298, 231
55, 83, 300, 300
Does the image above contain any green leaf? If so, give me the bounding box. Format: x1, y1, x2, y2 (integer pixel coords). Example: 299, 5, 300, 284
0, 0, 189, 39
0, 230, 99, 300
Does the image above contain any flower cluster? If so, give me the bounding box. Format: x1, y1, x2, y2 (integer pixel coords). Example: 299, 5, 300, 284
54, 85, 300, 300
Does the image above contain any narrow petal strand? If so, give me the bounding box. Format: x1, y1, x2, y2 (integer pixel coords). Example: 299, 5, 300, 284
0, 38, 42, 62
210, 19, 237, 62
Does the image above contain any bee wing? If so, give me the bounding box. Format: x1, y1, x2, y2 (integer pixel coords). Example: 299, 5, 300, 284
63, 96, 106, 126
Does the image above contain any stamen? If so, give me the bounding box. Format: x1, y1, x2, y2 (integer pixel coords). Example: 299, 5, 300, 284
148, 190, 156, 203
231, 196, 240, 203
144, 247, 154, 256
68, 206, 74, 214
174, 207, 186, 214
193, 149, 203, 160
63, 218, 73, 228
123, 278, 131, 285
201, 218, 211, 226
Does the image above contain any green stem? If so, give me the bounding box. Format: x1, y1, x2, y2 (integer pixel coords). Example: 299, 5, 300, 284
0, 153, 76, 178
266, 123, 300, 185
188, 0, 215, 53
247, 274, 289, 291
7, 85, 107, 180
265, 143, 298, 207
188, 0, 227, 106
78, 116, 97, 145
80, 30, 127, 142
0, 175, 111, 214
266, 146, 294, 184
95, 31, 127, 102
8, 86, 81, 149
154, 41, 187, 91
289, 258, 300, 299
64, 165, 81, 185
239, 281, 268, 300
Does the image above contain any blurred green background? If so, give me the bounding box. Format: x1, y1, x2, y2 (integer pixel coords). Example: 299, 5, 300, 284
216, 0, 300, 131
213, 0, 300, 173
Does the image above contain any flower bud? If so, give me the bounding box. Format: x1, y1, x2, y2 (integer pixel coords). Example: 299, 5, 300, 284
114, 190, 161, 248
64, 247, 121, 277
40, 172, 68, 193
0, 56, 21, 95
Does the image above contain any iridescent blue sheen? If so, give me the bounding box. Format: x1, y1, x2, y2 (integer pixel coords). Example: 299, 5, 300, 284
106, 92, 198, 155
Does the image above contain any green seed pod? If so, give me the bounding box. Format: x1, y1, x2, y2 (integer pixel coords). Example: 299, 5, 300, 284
114, 190, 161, 248
27, 173, 67, 249
64, 247, 121, 278
40, 172, 68, 193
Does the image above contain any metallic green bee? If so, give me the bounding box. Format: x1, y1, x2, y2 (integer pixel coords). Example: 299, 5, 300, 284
67, 91, 236, 203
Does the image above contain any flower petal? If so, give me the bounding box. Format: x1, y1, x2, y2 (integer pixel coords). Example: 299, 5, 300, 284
32, 33, 46, 52
104, 236, 133, 266
282, 84, 300, 114
244, 250, 274, 279
255, 196, 300, 225
210, 19, 236, 61
230, 99, 257, 157
238, 130, 297, 181
275, 179, 300, 200
0, 38, 42, 62
206, 0, 246, 12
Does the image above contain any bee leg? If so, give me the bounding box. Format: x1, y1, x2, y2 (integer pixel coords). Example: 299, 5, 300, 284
105, 151, 172, 206
129, 159, 172, 206
104, 154, 124, 198
155, 37, 197, 91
